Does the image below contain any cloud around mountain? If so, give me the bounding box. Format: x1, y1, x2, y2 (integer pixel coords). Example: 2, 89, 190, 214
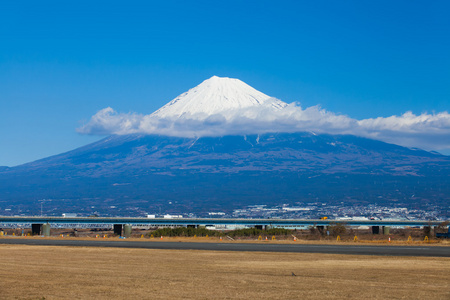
77, 76, 450, 153
77, 104, 450, 153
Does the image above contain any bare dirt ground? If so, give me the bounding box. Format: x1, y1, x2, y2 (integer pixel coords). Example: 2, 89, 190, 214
0, 244, 449, 300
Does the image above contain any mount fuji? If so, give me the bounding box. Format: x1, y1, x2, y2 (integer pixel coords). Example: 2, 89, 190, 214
1, 76, 449, 216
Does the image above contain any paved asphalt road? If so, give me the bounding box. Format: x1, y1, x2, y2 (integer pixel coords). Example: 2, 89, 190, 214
1, 238, 449, 257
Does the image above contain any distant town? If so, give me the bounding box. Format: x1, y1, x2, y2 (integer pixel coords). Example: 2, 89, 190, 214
1, 200, 448, 221
227, 203, 448, 221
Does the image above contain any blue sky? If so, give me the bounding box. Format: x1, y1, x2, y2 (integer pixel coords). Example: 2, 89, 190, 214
1, 1, 449, 166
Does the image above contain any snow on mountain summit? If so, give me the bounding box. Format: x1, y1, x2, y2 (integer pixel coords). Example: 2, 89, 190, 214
152, 76, 287, 119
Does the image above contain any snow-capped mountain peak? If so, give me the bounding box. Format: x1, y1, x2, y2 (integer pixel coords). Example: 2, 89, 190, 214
151, 76, 287, 119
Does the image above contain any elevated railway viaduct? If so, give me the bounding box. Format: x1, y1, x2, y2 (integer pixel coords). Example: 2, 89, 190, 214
0, 216, 447, 237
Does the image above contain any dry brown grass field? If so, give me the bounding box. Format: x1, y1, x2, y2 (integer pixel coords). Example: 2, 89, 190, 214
0, 244, 449, 300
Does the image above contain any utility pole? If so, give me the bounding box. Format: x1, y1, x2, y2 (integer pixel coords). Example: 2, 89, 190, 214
39, 199, 46, 216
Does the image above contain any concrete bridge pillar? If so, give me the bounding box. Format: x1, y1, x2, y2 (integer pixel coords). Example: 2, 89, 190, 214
42, 223, 51, 237
372, 226, 380, 234
31, 224, 42, 235
123, 224, 132, 238
382, 226, 390, 235
113, 224, 132, 237
113, 224, 123, 236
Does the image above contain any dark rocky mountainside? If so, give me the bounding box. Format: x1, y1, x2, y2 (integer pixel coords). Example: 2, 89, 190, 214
10, 132, 448, 176
1, 132, 449, 215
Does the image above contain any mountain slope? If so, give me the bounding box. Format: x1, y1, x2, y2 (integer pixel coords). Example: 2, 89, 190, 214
0, 133, 449, 215
8, 132, 448, 176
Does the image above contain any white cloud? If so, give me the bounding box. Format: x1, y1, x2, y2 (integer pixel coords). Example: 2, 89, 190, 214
357, 111, 450, 151
77, 107, 143, 135
78, 105, 450, 153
